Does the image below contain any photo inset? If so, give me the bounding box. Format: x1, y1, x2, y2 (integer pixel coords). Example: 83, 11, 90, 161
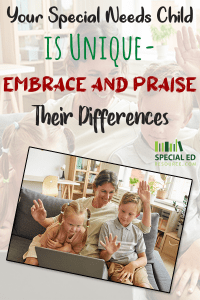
7, 147, 192, 294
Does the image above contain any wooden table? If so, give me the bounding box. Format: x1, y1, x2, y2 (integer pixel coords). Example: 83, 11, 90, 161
0, 64, 35, 114
23, 175, 79, 200
58, 179, 80, 199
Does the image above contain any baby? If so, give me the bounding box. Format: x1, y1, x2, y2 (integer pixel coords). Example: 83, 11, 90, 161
24, 201, 90, 266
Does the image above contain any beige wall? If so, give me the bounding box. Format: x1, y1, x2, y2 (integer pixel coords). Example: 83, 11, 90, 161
101, 161, 120, 175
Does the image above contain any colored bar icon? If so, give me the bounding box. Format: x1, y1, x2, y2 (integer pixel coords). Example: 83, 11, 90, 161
178, 141, 183, 152
155, 141, 158, 152
165, 142, 169, 152
155, 140, 182, 152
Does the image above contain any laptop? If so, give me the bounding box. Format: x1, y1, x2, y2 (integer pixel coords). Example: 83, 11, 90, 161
35, 247, 106, 279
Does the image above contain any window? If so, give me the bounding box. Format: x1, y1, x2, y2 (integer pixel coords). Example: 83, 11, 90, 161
119, 166, 148, 188
167, 177, 192, 203
147, 171, 191, 204
148, 171, 172, 196
130, 168, 146, 188
119, 167, 192, 206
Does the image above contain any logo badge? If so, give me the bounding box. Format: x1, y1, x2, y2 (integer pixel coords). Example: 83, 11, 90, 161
155, 139, 183, 153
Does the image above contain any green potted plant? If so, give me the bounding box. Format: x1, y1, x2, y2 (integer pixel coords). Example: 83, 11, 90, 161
156, 174, 169, 200
150, 24, 176, 59
173, 195, 188, 238
129, 177, 139, 192
149, 181, 160, 202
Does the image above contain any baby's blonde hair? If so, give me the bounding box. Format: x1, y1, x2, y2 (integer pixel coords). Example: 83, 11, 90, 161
119, 192, 142, 215
58, 202, 91, 245
138, 63, 194, 121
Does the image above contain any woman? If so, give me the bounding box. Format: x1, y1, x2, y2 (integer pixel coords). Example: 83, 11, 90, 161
25, 170, 151, 265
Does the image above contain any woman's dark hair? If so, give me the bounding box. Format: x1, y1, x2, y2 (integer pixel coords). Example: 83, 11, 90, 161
93, 169, 118, 191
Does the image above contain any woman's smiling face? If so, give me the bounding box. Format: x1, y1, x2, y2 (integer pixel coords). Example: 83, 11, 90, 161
73, 50, 121, 109
93, 182, 116, 208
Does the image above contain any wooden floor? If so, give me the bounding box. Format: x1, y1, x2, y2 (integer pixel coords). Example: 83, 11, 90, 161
159, 252, 176, 278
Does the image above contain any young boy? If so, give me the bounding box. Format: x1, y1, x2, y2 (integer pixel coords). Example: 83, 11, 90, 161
109, 63, 199, 172
98, 192, 152, 288
109, 62, 200, 297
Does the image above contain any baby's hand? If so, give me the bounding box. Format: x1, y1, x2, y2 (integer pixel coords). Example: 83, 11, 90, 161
46, 238, 62, 249
31, 199, 47, 222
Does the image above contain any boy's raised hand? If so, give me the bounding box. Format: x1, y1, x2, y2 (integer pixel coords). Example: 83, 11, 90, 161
176, 26, 200, 78
176, 26, 200, 109
31, 199, 47, 222
100, 233, 121, 255
138, 181, 150, 205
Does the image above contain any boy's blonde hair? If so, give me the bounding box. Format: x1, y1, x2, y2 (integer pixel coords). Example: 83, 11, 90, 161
119, 192, 142, 215
138, 63, 193, 121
